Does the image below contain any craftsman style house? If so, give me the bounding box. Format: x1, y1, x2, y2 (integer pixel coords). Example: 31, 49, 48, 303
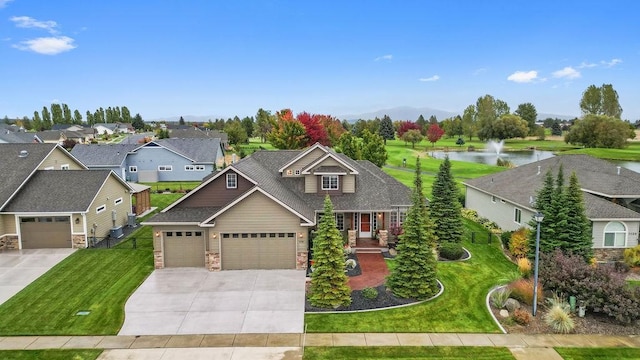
464, 154, 640, 261
0, 143, 133, 250
144, 143, 411, 270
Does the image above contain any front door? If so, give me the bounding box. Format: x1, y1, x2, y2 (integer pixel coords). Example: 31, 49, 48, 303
359, 213, 371, 238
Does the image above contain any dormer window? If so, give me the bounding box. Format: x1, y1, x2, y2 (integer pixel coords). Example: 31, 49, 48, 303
321, 175, 339, 190
226, 173, 237, 189
294, 169, 301, 175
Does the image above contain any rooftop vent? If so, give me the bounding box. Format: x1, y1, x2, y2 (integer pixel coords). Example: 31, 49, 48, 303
537, 165, 541, 175
617, 166, 621, 175
18, 150, 28, 158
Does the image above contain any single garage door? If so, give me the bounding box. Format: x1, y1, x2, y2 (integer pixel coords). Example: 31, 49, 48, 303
163, 231, 205, 267
20, 216, 71, 249
221, 232, 297, 270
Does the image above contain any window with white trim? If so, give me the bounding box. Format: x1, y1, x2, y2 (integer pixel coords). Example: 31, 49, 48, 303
129, 166, 137, 172
185, 165, 195, 171
321, 175, 339, 190
514, 208, 522, 224
226, 173, 237, 189
195, 165, 205, 171
61, 164, 69, 170
96, 204, 106, 214
114, 197, 123, 206
390, 209, 408, 227
158, 165, 172, 171
335, 213, 344, 231
604, 221, 626, 247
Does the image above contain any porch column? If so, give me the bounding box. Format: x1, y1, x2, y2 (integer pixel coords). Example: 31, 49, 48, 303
348, 230, 357, 247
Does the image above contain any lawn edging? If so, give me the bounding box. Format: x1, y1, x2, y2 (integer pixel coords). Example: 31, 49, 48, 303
485, 285, 508, 334
305, 279, 445, 315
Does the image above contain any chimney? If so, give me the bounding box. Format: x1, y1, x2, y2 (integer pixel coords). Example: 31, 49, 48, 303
617, 166, 621, 175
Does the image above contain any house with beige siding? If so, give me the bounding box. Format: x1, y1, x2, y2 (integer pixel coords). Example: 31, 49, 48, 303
0, 143, 133, 250
144, 143, 412, 271
464, 154, 640, 261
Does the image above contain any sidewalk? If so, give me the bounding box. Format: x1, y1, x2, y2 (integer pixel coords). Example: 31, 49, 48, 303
0, 333, 639, 359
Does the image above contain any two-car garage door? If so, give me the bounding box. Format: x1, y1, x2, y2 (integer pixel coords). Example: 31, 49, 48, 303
221, 232, 296, 270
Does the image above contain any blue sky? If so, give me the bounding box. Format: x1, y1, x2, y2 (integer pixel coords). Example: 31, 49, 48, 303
1, 0, 639, 121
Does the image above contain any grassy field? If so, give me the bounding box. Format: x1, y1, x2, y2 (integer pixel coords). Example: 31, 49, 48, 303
303, 346, 515, 360
141, 181, 202, 193
555, 347, 640, 360
304, 219, 515, 333
0, 350, 102, 360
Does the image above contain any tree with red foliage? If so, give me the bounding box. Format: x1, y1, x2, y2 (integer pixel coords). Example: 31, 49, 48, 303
297, 112, 329, 146
396, 121, 421, 139
267, 109, 307, 149
426, 123, 445, 147
317, 114, 345, 146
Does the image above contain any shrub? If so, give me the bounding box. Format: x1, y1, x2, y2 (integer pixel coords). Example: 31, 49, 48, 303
517, 257, 532, 278
461, 208, 479, 221
361, 287, 378, 300
509, 278, 543, 306
544, 305, 575, 334
500, 231, 513, 249
439, 242, 465, 260
512, 308, 532, 326
624, 245, 640, 267
508, 227, 531, 258
490, 287, 512, 309
540, 249, 640, 324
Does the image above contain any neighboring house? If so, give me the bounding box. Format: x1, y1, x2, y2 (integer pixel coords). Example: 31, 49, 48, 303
71, 143, 138, 180
62, 130, 88, 144
34, 130, 66, 144
464, 154, 640, 261
0, 143, 133, 250
170, 128, 229, 148
143, 143, 411, 271
0, 130, 37, 144
125, 138, 224, 182
93, 123, 119, 135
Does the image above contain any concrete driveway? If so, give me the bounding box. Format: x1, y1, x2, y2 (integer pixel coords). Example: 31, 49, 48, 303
0, 248, 76, 305
119, 269, 306, 335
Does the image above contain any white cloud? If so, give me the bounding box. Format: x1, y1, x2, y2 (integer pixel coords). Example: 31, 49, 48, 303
552, 66, 581, 79
473, 68, 487, 76
419, 75, 440, 82
578, 61, 597, 68
11, 16, 59, 34
12, 36, 76, 55
602, 58, 622, 67
507, 70, 538, 83
0, 0, 13, 8
374, 54, 393, 61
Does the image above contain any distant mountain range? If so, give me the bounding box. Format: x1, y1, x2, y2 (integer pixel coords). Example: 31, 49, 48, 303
148, 107, 577, 123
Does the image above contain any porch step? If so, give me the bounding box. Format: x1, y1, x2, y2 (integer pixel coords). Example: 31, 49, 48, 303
354, 247, 385, 254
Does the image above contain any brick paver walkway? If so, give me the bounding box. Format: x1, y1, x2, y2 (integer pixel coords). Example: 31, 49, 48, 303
348, 252, 389, 290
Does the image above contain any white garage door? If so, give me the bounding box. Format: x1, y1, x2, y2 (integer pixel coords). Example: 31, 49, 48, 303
221, 232, 296, 270
163, 230, 205, 267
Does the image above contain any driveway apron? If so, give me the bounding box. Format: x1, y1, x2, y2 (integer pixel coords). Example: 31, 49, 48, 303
0, 248, 76, 305
119, 269, 306, 335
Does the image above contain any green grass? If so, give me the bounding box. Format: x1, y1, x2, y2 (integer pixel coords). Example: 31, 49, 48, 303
555, 347, 640, 359
0, 231, 154, 335
562, 145, 640, 161
141, 181, 202, 193
303, 346, 515, 360
304, 219, 515, 333
0, 350, 102, 360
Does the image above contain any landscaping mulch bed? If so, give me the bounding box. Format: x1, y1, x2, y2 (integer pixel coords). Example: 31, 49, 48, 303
491, 300, 640, 335
305, 284, 419, 312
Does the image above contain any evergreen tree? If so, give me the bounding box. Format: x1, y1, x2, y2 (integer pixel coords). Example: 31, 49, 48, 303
548, 165, 571, 249
361, 129, 387, 167
32, 111, 42, 131
430, 156, 463, 244
530, 170, 557, 255
132, 113, 145, 130
416, 114, 427, 134
387, 157, 439, 300
72, 110, 83, 124
337, 132, 362, 160
564, 172, 594, 260
179, 116, 186, 125
308, 195, 352, 308
41, 106, 52, 130
378, 114, 395, 144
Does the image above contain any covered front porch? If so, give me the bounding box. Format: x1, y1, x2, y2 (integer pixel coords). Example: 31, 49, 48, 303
329, 209, 407, 250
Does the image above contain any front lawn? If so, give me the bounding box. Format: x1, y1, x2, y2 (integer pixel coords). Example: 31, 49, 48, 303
303, 346, 515, 360
304, 219, 515, 332
555, 347, 640, 360
0, 229, 154, 335
0, 350, 102, 360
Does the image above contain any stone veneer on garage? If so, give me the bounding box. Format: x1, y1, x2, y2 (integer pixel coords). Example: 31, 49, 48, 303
72, 235, 86, 249
594, 248, 625, 262
0, 236, 19, 251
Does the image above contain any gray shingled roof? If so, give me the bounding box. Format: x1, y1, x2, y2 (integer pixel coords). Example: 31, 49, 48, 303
154, 138, 222, 163
464, 154, 640, 220
3, 170, 115, 212
146, 206, 221, 223
169, 128, 228, 142
0, 143, 57, 210
0, 131, 37, 143
71, 144, 138, 167
35, 130, 64, 142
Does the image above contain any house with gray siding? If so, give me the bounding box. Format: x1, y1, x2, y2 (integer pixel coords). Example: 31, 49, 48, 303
464, 154, 640, 261
144, 143, 411, 271
71, 144, 138, 180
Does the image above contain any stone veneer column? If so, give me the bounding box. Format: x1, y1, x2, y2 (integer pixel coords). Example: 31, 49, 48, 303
153, 250, 164, 269
296, 252, 308, 270
6, 236, 19, 250
348, 230, 357, 247
205, 251, 221, 271
378, 230, 388, 247
72, 235, 87, 249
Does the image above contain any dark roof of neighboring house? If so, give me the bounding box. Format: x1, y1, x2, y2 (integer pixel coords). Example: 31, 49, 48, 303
51, 124, 73, 130
35, 130, 64, 141
169, 128, 228, 142
0, 130, 37, 143
71, 144, 138, 167
151, 143, 412, 224
464, 154, 640, 219
152, 138, 223, 163
0, 143, 58, 209
3, 170, 120, 212
147, 206, 221, 223
62, 130, 86, 139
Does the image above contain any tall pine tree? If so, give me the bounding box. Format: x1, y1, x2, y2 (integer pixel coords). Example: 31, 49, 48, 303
564, 172, 594, 260
387, 157, 439, 300
430, 156, 463, 244
308, 195, 352, 308
378, 115, 395, 145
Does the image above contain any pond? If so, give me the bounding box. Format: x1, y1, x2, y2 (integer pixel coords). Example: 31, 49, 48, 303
428, 149, 640, 172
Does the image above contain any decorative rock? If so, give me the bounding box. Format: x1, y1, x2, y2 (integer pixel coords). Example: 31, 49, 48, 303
388, 248, 397, 256
499, 309, 510, 318
505, 298, 521, 312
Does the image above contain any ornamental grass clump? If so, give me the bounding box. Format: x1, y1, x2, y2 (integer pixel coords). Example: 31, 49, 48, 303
544, 305, 575, 334
517, 257, 532, 278
490, 287, 512, 309
508, 278, 543, 306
